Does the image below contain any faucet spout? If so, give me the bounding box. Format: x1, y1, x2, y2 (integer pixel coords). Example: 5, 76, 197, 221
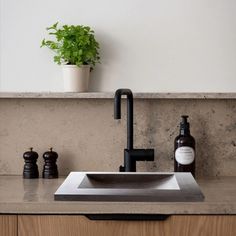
114, 88, 154, 172
114, 89, 133, 150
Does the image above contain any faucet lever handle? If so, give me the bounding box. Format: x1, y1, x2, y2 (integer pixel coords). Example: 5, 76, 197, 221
125, 149, 154, 162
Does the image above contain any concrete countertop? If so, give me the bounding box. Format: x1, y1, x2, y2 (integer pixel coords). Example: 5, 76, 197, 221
0, 92, 236, 99
0, 175, 235, 215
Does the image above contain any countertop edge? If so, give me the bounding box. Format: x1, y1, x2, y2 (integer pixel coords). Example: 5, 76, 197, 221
1, 92, 236, 99
0, 202, 236, 215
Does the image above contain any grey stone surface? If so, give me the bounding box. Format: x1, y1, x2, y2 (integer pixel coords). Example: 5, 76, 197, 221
0, 98, 236, 177
0, 175, 235, 214
54, 172, 204, 202
1, 92, 236, 99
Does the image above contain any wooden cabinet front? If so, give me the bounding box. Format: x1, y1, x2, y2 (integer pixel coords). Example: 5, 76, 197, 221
0, 215, 17, 236
18, 215, 236, 236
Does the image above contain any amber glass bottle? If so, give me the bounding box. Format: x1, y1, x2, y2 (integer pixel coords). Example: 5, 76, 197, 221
174, 115, 195, 177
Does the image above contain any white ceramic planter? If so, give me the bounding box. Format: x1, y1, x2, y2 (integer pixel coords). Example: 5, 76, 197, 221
62, 65, 90, 92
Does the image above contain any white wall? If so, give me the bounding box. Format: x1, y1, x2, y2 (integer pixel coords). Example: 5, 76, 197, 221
0, 0, 236, 92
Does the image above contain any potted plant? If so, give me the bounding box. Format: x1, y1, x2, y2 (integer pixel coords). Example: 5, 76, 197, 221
41, 22, 100, 92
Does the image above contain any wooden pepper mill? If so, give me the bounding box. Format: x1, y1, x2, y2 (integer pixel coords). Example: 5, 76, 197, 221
42, 148, 58, 178
23, 147, 39, 179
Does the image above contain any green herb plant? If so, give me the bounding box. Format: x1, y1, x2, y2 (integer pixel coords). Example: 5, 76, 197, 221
41, 22, 100, 69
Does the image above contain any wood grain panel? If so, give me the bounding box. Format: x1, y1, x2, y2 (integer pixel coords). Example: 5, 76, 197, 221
18, 215, 236, 236
166, 215, 236, 236
0, 215, 17, 236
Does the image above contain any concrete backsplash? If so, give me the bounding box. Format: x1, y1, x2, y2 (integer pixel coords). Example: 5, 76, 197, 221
0, 99, 235, 177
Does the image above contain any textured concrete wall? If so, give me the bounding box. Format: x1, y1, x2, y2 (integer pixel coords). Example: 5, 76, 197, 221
0, 99, 235, 177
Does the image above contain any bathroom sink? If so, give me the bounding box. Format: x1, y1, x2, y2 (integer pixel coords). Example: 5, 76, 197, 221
54, 172, 204, 202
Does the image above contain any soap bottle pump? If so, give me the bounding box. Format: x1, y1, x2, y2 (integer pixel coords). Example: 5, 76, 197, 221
174, 115, 195, 177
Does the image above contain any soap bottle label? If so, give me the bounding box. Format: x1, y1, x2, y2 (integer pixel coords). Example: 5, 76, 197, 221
175, 147, 195, 165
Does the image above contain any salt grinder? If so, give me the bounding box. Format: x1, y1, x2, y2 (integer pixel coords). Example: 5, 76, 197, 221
42, 148, 58, 178
23, 147, 39, 179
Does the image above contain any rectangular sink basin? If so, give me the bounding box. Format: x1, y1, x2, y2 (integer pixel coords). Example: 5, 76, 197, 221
54, 172, 204, 202
79, 173, 180, 190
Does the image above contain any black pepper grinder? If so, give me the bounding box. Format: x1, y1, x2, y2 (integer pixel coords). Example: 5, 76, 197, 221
42, 148, 58, 178
23, 147, 39, 179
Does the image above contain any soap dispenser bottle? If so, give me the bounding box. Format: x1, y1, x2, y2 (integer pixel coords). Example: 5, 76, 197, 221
174, 115, 195, 177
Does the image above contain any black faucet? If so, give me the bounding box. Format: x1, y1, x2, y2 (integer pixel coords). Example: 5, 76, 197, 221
114, 88, 154, 172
